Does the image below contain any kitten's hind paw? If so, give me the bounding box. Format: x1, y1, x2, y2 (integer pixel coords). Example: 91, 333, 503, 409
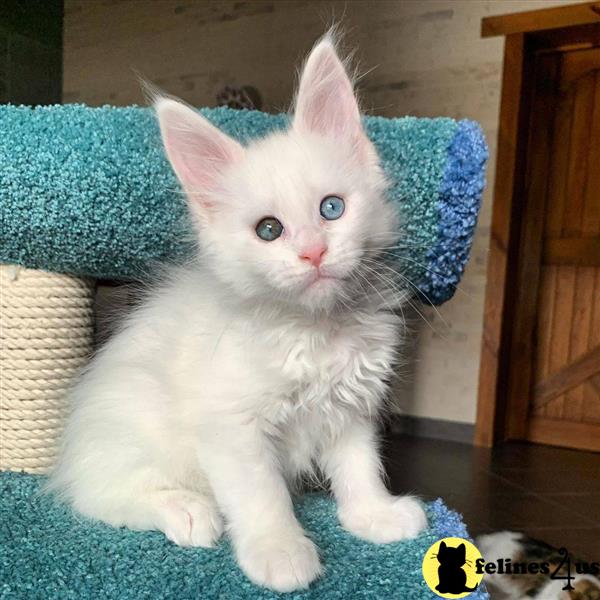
339, 495, 427, 543
155, 490, 224, 548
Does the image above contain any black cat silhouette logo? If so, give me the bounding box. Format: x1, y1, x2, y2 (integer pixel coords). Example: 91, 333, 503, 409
422, 537, 484, 598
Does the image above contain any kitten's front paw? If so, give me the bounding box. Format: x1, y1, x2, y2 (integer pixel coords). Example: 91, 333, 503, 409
236, 531, 323, 592
339, 495, 427, 543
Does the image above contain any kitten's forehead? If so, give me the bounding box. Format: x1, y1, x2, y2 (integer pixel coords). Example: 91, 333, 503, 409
238, 131, 356, 207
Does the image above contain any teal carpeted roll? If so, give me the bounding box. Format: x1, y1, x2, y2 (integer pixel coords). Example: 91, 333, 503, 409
0, 472, 489, 599
0, 105, 487, 305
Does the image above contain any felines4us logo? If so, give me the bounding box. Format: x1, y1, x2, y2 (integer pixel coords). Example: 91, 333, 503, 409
422, 537, 600, 598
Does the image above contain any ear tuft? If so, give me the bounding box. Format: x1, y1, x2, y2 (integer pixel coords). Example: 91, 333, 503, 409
155, 98, 243, 205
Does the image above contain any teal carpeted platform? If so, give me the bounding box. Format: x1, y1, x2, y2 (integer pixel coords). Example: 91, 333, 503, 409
0, 105, 487, 305
0, 472, 489, 599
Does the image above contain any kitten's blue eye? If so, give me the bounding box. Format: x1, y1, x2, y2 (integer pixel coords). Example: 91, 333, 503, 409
320, 195, 345, 220
255, 217, 283, 241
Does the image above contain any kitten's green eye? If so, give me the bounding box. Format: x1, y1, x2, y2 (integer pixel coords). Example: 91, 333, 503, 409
255, 217, 283, 241
320, 195, 345, 220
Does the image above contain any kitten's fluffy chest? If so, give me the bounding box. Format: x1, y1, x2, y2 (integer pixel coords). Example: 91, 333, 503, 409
255, 308, 401, 424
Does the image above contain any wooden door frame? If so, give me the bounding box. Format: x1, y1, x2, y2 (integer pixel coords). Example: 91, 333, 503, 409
474, 3, 600, 447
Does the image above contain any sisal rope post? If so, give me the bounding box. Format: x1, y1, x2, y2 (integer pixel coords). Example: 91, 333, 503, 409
0, 266, 95, 473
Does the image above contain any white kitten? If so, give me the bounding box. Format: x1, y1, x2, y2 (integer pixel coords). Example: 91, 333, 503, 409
47, 34, 427, 592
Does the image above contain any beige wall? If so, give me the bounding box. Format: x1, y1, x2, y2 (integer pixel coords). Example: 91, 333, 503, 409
63, 0, 580, 425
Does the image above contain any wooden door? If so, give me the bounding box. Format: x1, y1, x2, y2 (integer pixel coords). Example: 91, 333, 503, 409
476, 6, 600, 449
525, 47, 600, 451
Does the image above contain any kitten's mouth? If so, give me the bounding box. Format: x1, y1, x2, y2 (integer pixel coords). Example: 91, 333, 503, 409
305, 270, 341, 289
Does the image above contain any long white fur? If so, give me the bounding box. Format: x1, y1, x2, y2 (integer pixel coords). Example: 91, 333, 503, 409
47, 33, 427, 592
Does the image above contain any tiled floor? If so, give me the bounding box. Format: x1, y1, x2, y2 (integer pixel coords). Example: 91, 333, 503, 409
382, 434, 600, 559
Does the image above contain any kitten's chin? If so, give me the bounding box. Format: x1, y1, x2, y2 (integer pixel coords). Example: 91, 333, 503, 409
296, 276, 345, 312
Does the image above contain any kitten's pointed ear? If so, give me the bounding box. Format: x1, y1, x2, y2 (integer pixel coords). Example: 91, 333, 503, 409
440, 541, 447, 550
293, 36, 366, 147
155, 98, 243, 204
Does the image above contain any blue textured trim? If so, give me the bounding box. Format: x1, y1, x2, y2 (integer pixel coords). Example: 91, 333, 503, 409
421, 120, 488, 305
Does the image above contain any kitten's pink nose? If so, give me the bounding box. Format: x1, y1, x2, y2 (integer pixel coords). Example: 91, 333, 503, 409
299, 244, 327, 268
